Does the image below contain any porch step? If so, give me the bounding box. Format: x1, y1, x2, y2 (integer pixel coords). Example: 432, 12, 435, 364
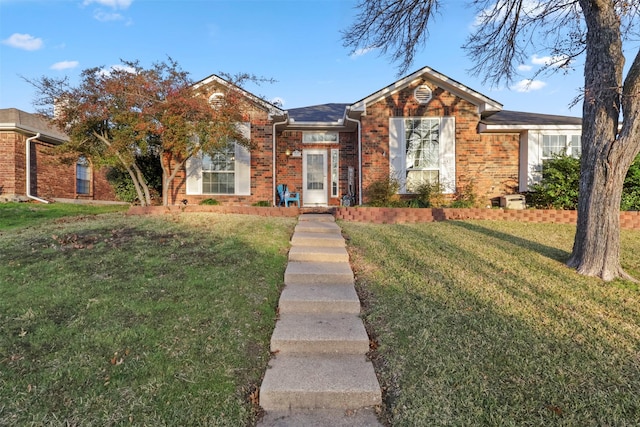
298, 213, 335, 222
259, 354, 381, 410
295, 220, 341, 234
288, 245, 349, 263
270, 313, 369, 354
291, 232, 345, 247
284, 261, 354, 285
279, 283, 361, 314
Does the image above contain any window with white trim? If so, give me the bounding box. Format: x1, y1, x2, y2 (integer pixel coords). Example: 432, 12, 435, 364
389, 117, 456, 194
405, 118, 440, 191
302, 132, 338, 143
76, 157, 90, 195
331, 149, 339, 197
185, 122, 251, 197
202, 144, 235, 194
542, 134, 581, 160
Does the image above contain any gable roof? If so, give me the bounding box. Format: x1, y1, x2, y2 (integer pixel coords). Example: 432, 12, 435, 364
479, 110, 582, 132
348, 65, 503, 116
288, 103, 349, 123
192, 74, 286, 119
0, 108, 68, 143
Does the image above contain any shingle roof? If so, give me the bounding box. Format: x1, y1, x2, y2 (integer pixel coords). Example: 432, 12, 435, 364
481, 110, 582, 127
287, 103, 349, 123
0, 108, 68, 142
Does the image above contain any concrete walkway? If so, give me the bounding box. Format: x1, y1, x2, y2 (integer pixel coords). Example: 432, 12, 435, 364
258, 214, 382, 426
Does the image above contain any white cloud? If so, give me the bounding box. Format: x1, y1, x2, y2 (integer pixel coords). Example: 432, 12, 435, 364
270, 97, 285, 107
94, 10, 124, 21
350, 47, 375, 58
83, 0, 132, 9
531, 53, 569, 68
518, 64, 532, 72
2, 33, 43, 51
512, 79, 547, 92
51, 60, 79, 71
96, 64, 137, 77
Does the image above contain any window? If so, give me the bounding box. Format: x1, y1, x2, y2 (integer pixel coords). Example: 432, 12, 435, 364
389, 117, 456, 194
405, 118, 440, 191
202, 144, 235, 194
331, 149, 339, 197
76, 157, 90, 195
302, 132, 338, 143
185, 122, 251, 197
542, 134, 581, 159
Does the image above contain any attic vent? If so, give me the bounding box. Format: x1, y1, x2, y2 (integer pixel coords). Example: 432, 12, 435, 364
208, 92, 224, 109
414, 84, 432, 104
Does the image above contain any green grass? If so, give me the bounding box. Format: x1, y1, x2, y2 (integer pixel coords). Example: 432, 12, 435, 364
0, 202, 130, 230
0, 208, 295, 426
341, 220, 640, 426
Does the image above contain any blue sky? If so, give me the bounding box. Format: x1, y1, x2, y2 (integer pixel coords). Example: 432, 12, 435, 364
1, 0, 592, 116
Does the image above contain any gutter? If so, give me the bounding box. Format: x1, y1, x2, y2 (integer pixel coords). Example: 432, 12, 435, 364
25, 133, 50, 204
272, 116, 288, 206
344, 110, 362, 205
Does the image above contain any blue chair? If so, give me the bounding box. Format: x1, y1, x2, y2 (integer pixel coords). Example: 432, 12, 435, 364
277, 184, 300, 207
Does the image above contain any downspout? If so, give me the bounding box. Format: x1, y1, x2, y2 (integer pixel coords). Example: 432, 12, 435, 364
25, 133, 50, 204
344, 111, 362, 205
272, 117, 288, 206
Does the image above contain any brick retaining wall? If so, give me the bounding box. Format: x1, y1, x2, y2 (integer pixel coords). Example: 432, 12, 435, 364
128, 205, 640, 230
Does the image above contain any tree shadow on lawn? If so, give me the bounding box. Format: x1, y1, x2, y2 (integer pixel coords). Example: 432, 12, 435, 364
445, 220, 573, 264
348, 222, 640, 425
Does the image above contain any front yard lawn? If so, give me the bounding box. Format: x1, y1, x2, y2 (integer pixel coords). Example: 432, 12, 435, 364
0, 207, 295, 426
342, 220, 640, 426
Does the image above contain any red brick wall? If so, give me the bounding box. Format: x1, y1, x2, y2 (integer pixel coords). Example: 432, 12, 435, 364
359, 79, 521, 206
0, 131, 23, 197
0, 130, 116, 201
334, 207, 640, 229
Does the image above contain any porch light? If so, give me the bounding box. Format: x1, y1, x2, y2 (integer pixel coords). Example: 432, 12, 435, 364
285, 149, 291, 156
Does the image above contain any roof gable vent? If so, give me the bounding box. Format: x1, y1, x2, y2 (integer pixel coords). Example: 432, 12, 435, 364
414, 84, 433, 104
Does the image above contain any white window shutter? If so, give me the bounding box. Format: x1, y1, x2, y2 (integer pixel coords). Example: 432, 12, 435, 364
235, 122, 251, 195
185, 154, 203, 195
439, 116, 456, 194
389, 118, 405, 192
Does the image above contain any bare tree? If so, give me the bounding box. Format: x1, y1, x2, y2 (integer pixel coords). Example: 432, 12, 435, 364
344, 0, 640, 281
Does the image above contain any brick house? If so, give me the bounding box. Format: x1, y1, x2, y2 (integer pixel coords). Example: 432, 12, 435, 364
0, 108, 116, 203
171, 66, 582, 208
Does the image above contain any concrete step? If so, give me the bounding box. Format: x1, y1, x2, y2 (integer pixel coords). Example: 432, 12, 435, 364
291, 232, 345, 247
288, 246, 349, 263
279, 283, 361, 314
271, 313, 369, 354
285, 262, 354, 285
259, 354, 382, 410
298, 214, 335, 222
257, 408, 383, 426
295, 221, 341, 234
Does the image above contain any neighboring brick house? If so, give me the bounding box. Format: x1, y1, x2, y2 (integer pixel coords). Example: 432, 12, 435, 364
0, 108, 116, 203
172, 66, 582, 208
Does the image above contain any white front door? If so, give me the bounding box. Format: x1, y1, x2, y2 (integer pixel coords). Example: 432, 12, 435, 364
303, 149, 328, 206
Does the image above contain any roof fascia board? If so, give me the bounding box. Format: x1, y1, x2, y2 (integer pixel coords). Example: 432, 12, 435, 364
479, 123, 583, 133
192, 74, 286, 119
0, 122, 68, 143
350, 66, 502, 114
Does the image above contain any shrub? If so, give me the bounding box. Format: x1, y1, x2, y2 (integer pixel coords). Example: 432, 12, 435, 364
622, 155, 640, 211
199, 198, 219, 206
252, 200, 271, 207
528, 155, 580, 210
450, 180, 478, 208
408, 181, 446, 208
366, 177, 401, 207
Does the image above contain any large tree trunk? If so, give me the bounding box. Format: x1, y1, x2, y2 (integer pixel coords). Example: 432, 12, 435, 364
568, 0, 640, 281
